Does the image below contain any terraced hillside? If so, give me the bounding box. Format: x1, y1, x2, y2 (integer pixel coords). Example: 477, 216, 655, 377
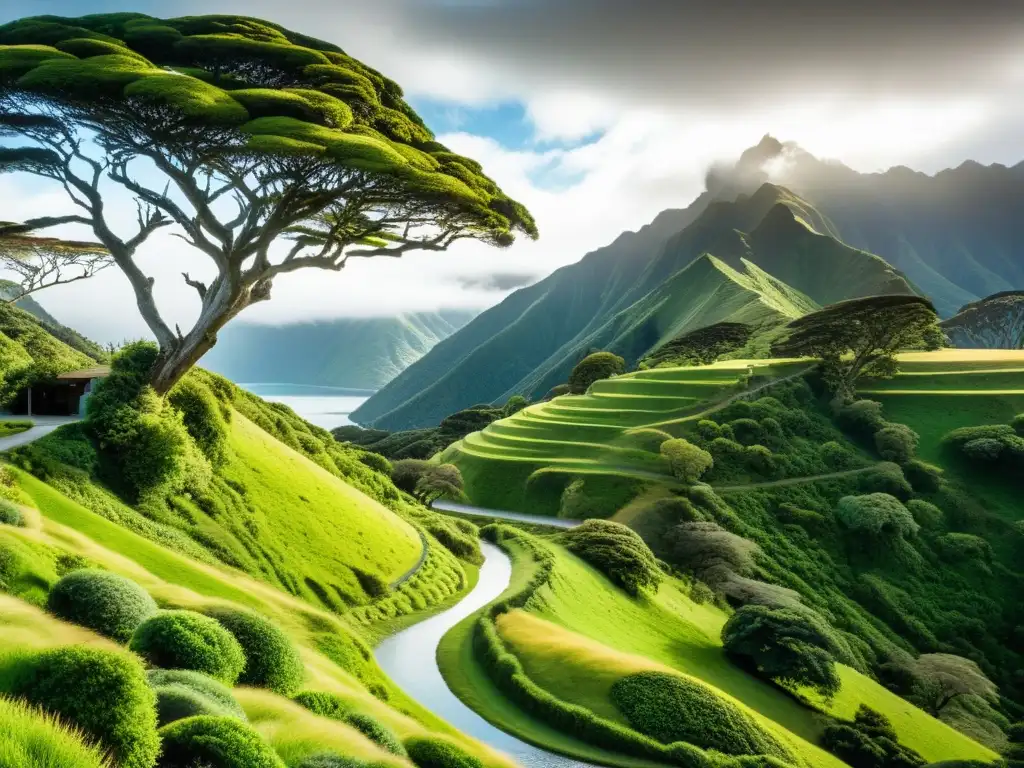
442, 359, 810, 512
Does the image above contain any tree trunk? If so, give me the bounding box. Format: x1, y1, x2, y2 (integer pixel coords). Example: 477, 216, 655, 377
148, 278, 256, 395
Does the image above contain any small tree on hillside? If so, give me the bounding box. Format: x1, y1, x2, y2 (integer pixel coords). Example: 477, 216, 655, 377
660, 438, 713, 483
413, 463, 465, 504
0, 14, 535, 394
903, 653, 998, 716
568, 351, 626, 394
771, 295, 941, 397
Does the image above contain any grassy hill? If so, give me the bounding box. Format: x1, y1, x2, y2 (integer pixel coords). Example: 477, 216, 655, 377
353, 185, 915, 431
436, 351, 1022, 764
200, 310, 477, 391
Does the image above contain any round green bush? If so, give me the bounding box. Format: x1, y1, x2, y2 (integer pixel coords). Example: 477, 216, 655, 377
298, 756, 370, 768
874, 423, 919, 463
906, 500, 943, 529
204, 606, 304, 694
568, 351, 625, 394
154, 684, 236, 727
558, 519, 662, 596
345, 713, 407, 756
903, 460, 943, 493
836, 494, 919, 538
147, 668, 246, 721
660, 438, 713, 483
0, 499, 24, 527
157, 716, 284, 768
293, 690, 353, 720
404, 737, 483, 768
3, 646, 159, 768
130, 610, 245, 684
0, 695, 108, 768
47, 569, 157, 642
609, 671, 789, 758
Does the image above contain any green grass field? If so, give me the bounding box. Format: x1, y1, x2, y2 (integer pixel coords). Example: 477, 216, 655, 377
444, 360, 811, 513
447, 534, 996, 766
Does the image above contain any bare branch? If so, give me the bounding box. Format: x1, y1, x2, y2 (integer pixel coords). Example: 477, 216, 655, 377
182, 272, 208, 300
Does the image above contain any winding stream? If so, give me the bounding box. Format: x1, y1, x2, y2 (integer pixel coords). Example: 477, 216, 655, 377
374, 540, 595, 768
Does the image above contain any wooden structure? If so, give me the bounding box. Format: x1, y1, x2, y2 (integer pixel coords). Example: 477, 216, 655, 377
14, 366, 110, 417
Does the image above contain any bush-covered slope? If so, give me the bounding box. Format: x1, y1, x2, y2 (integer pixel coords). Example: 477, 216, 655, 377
0, 300, 103, 406
200, 310, 477, 390
353, 184, 913, 431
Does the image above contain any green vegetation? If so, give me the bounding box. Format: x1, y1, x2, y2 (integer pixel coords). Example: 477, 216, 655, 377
405, 736, 484, 768
0, 696, 108, 768
47, 568, 156, 641
660, 439, 713, 483
204, 606, 305, 694
0, 498, 24, 526
822, 705, 925, 767
157, 715, 285, 768
129, 610, 246, 684
149, 668, 247, 726
771, 295, 942, 396
0, 12, 534, 394
0, 419, 31, 438
557, 519, 662, 597
610, 671, 789, 757
0, 645, 159, 768
640, 323, 755, 369
569, 352, 627, 394
414, 464, 466, 504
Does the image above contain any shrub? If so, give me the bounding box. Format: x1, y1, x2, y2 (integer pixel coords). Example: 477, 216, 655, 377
1007, 721, 1024, 767
47, 569, 156, 642
293, 690, 352, 720
660, 439, 713, 483
425, 517, 481, 563
129, 610, 245, 684
696, 420, 721, 441
903, 460, 943, 493
154, 684, 237, 727
722, 605, 846, 699
1012, 413, 1024, 437
414, 464, 465, 504
942, 424, 1016, 448
558, 519, 662, 596
390, 459, 431, 494
744, 444, 776, 475
0, 696, 108, 768
822, 705, 925, 768
404, 736, 483, 768
875, 424, 919, 464
905, 500, 943, 529
0, 499, 23, 527
820, 441, 856, 470
568, 351, 626, 394
935, 533, 992, 564
357, 451, 391, 475
610, 671, 788, 758
204, 606, 304, 694
836, 494, 919, 538
1, 646, 159, 768
836, 399, 886, 437
729, 418, 763, 446
858, 463, 913, 500
708, 437, 744, 459
157, 715, 285, 768
167, 376, 229, 467
147, 669, 246, 720
664, 521, 760, 580
344, 713, 406, 756
962, 438, 1004, 462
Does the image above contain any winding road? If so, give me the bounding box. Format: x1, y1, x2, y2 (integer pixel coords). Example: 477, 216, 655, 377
0, 416, 80, 452
374, 540, 596, 768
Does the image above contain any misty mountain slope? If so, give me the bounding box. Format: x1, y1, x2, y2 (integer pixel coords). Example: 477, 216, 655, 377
354, 183, 914, 431
0, 281, 107, 364
941, 291, 1024, 348
767, 144, 1024, 317
349, 197, 712, 425
199, 310, 477, 390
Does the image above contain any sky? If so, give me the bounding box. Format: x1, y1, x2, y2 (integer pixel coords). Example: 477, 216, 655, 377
2, 0, 1024, 344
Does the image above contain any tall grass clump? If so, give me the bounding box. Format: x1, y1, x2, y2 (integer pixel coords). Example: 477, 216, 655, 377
47, 569, 156, 642
0, 696, 109, 768
0, 646, 159, 768
0, 499, 23, 527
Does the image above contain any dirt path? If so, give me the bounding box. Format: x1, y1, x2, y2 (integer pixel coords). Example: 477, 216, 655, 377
711, 465, 879, 493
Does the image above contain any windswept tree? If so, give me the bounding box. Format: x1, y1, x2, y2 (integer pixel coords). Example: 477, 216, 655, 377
0, 14, 536, 393
771, 295, 941, 397
0, 219, 111, 302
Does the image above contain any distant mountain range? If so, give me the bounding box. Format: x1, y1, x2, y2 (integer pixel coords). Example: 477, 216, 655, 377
199, 310, 477, 391
941, 291, 1024, 349
353, 137, 1024, 431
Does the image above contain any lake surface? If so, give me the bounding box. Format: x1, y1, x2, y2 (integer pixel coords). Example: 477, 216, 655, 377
240, 383, 371, 430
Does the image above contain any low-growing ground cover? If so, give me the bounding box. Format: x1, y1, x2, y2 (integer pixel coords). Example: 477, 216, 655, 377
0, 419, 31, 438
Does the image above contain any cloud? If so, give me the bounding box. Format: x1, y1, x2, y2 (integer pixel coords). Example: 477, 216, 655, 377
454, 272, 539, 292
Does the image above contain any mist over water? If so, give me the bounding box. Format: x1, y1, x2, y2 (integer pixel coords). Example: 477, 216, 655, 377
240, 383, 372, 430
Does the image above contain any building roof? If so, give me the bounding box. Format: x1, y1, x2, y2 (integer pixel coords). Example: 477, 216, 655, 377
56, 366, 111, 381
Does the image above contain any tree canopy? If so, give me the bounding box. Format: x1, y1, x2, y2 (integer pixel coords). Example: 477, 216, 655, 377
771, 295, 941, 397
568, 351, 626, 394
0, 13, 536, 392
0, 219, 111, 302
